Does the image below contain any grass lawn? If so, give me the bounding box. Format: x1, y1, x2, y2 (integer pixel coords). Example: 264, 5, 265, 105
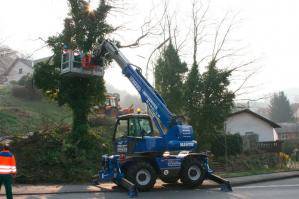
0, 85, 72, 136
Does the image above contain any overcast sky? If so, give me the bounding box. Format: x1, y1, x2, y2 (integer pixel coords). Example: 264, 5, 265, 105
1, 0, 299, 102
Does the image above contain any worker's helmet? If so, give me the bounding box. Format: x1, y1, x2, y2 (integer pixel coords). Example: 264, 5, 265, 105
136, 108, 142, 114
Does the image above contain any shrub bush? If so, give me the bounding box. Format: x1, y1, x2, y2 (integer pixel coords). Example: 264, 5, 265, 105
10, 127, 113, 183
11, 85, 41, 101
17, 75, 33, 88
11, 75, 41, 101
211, 133, 243, 157
215, 152, 290, 172
282, 139, 299, 155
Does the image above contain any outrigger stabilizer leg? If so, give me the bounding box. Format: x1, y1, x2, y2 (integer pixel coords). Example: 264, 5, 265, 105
93, 175, 137, 198
206, 173, 232, 192
95, 155, 138, 198
114, 178, 138, 198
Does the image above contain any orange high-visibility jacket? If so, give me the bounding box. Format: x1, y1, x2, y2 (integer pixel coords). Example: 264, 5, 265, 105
0, 150, 17, 174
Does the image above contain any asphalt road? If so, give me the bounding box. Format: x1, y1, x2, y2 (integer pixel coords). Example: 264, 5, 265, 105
14, 177, 299, 199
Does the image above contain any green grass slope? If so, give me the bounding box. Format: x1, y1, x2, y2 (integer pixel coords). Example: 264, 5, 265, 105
0, 85, 72, 136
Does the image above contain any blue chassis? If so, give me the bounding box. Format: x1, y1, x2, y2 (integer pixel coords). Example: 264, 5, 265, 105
96, 153, 232, 197
98, 153, 212, 181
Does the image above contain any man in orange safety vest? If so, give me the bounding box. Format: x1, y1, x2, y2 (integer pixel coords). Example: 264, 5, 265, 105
0, 144, 16, 199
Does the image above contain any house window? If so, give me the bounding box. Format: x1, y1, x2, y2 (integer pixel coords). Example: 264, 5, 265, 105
245, 132, 259, 142
245, 132, 254, 136
19, 68, 23, 74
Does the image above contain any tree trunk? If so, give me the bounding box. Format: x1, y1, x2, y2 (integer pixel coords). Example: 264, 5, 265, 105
72, 106, 89, 145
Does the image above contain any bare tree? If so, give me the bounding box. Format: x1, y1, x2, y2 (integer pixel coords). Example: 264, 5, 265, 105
191, 0, 209, 65
187, 0, 262, 105
208, 13, 261, 101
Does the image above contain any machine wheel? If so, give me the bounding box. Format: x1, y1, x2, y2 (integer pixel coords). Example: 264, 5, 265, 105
159, 175, 179, 184
127, 161, 157, 191
180, 158, 204, 188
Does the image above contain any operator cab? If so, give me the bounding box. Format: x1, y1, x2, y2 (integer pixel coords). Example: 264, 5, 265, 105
113, 114, 153, 140
113, 114, 163, 154
105, 96, 117, 108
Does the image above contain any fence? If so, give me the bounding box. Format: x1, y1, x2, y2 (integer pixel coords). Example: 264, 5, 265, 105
257, 141, 283, 152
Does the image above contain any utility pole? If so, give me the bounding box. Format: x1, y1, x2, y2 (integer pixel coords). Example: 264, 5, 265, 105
224, 122, 228, 171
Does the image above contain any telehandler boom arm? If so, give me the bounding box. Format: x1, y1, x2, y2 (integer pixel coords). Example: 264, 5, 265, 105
98, 40, 176, 131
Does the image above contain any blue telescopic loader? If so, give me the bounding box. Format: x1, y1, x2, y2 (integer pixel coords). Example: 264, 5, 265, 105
61, 40, 232, 197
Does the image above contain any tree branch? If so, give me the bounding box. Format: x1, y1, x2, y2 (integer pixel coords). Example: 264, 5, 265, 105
118, 32, 149, 48
145, 37, 170, 79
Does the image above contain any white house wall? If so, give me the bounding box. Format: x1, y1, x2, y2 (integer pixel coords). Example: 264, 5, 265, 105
225, 112, 278, 142
6, 62, 33, 83
273, 128, 278, 141
294, 109, 299, 122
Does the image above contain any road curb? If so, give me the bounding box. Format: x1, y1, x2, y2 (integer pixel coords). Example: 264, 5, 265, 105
3, 190, 103, 196
3, 171, 299, 196
230, 171, 299, 187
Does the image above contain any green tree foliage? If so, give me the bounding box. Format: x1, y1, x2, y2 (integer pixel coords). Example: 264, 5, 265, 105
269, 91, 294, 123
154, 43, 187, 114
184, 63, 202, 130
33, 0, 113, 145
184, 59, 235, 150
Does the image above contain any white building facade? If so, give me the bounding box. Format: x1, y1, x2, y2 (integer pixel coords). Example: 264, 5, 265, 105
0, 50, 33, 84
294, 108, 299, 122
225, 109, 280, 142
5, 59, 33, 83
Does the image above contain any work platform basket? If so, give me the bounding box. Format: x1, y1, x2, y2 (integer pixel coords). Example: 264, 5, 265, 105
61, 50, 104, 77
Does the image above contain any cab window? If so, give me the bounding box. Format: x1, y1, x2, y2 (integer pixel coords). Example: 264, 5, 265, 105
105, 98, 110, 106
115, 119, 128, 139
139, 118, 152, 136
110, 99, 116, 107
128, 117, 152, 137
128, 118, 138, 137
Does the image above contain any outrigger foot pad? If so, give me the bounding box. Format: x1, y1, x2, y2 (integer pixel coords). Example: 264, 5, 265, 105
220, 182, 232, 192
206, 173, 233, 192
115, 178, 138, 198
92, 174, 100, 185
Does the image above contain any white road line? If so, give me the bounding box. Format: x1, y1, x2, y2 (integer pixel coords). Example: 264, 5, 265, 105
235, 184, 299, 189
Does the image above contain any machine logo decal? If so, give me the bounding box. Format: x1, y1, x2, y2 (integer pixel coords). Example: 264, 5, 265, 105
167, 159, 181, 167
117, 144, 128, 153
179, 142, 194, 147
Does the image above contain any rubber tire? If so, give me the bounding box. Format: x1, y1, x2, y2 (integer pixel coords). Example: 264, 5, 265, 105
127, 161, 157, 192
180, 158, 204, 188
159, 175, 179, 184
